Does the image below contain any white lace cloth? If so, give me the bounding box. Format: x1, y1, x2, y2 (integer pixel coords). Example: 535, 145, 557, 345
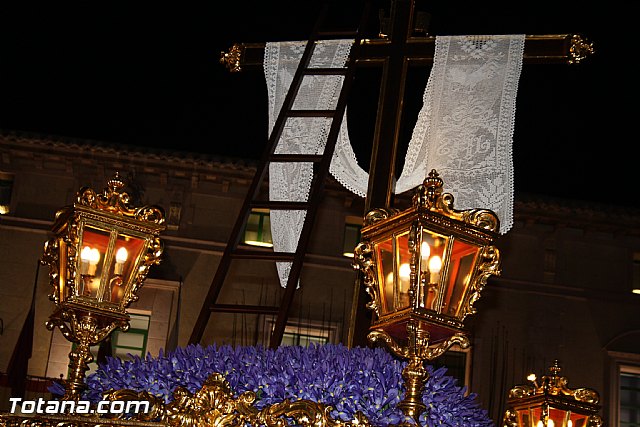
396, 35, 524, 234
264, 35, 523, 287
265, 40, 360, 288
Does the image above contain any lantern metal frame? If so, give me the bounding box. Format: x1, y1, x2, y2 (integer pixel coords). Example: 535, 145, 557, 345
502, 360, 603, 427
353, 169, 501, 420
41, 173, 165, 400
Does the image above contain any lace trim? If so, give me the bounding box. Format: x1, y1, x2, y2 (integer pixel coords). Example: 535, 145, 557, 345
328, 117, 369, 197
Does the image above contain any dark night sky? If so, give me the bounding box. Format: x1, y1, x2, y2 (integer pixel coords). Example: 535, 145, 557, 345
0, 2, 634, 208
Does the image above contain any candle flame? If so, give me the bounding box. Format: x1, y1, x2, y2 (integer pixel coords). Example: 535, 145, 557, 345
399, 263, 411, 279
421, 241, 430, 259
428, 255, 442, 273
116, 247, 128, 263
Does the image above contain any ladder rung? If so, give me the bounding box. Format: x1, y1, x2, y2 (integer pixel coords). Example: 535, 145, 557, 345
210, 304, 280, 315
304, 68, 348, 76
270, 154, 324, 162
287, 110, 336, 118
250, 200, 310, 210
231, 249, 296, 261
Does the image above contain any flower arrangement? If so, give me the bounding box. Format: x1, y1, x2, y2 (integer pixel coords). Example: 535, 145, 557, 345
52, 343, 492, 427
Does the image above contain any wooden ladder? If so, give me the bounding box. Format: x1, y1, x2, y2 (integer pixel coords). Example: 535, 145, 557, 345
188, 3, 368, 348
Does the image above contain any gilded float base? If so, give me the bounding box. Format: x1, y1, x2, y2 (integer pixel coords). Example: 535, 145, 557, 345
0, 372, 373, 427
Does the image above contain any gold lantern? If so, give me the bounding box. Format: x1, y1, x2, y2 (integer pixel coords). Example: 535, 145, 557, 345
503, 360, 602, 427
41, 173, 165, 400
353, 169, 501, 420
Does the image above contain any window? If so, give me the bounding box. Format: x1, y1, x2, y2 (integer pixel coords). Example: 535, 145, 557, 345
69, 313, 150, 377
281, 330, 328, 347
621, 366, 640, 427
431, 345, 471, 388
606, 350, 640, 426
111, 313, 150, 360
263, 317, 335, 347
166, 202, 182, 230
343, 216, 363, 257
0, 172, 14, 215
244, 209, 273, 247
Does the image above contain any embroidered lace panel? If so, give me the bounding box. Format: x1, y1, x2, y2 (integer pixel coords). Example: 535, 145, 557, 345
396, 35, 524, 234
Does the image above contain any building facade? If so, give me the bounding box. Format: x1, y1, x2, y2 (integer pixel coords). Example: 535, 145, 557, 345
1, 131, 639, 425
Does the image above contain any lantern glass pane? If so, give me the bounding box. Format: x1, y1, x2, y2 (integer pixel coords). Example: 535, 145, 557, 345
517, 409, 531, 427
78, 226, 111, 299
568, 413, 589, 427
419, 231, 447, 310
529, 407, 543, 427
396, 232, 411, 310
549, 407, 569, 427
442, 240, 479, 317
107, 234, 147, 306
545, 407, 589, 427
376, 238, 394, 314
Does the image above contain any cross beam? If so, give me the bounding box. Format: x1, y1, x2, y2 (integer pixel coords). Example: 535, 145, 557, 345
219, 0, 593, 347
223, 34, 592, 72
220, 12, 592, 212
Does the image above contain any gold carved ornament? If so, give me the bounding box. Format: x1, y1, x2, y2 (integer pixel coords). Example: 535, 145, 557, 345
219, 43, 243, 73
568, 34, 595, 64
502, 360, 603, 427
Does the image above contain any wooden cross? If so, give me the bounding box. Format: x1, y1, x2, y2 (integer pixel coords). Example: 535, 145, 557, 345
220, 0, 593, 346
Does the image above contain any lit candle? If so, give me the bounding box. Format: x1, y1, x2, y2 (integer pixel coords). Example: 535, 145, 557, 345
428, 255, 442, 284
399, 263, 411, 289
114, 247, 128, 275
420, 241, 430, 271
80, 246, 92, 275
81, 247, 100, 276
385, 271, 394, 309
398, 263, 411, 306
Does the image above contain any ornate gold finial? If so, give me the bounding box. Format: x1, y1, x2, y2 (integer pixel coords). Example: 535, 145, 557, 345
107, 171, 126, 193
74, 173, 165, 225
413, 169, 444, 208
569, 34, 594, 64
548, 359, 562, 378
423, 169, 443, 191
220, 43, 243, 72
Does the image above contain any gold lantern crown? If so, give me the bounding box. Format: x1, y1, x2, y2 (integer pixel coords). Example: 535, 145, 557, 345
504, 360, 602, 427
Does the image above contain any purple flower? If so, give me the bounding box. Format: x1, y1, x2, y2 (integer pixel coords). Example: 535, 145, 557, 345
77, 343, 491, 426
